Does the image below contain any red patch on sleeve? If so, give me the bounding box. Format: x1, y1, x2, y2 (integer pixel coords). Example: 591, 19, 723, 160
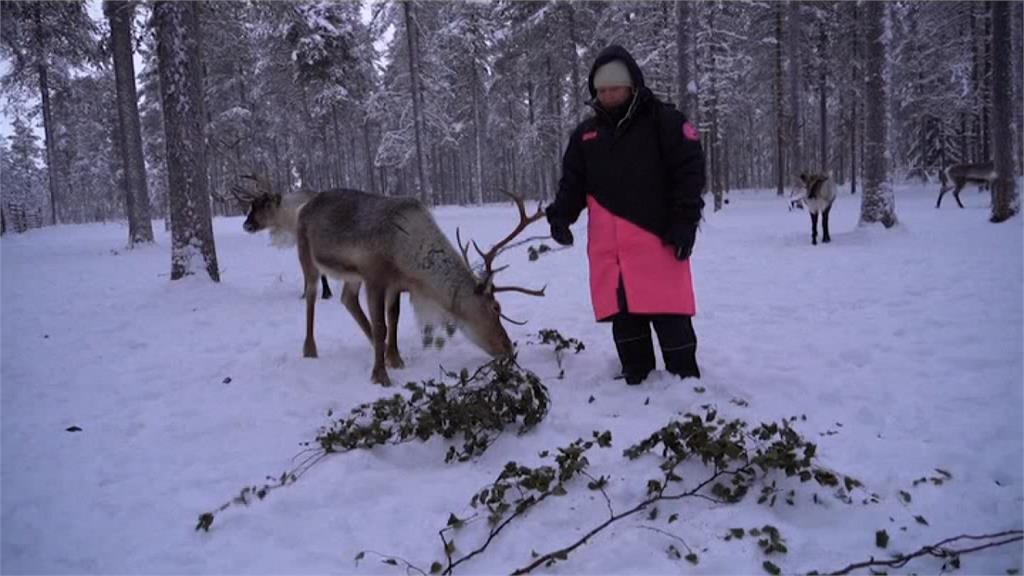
682, 122, 700, 141
582, 130, 598, 142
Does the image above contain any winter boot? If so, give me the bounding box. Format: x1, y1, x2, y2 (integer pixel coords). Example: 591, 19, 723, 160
613, 314, 656, 385
653, 315, 701, 380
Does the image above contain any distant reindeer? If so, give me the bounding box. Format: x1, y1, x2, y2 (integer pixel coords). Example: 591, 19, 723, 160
796, 172, 837, 245
241, 177, 546, 386
230, 176, 332, 299
936, 162, 995, 209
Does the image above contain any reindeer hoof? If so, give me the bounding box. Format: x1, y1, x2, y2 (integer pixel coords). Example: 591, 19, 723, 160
372, 367, 392, 387
823, 237, 831, 244
386, 354, 405, 369
303, 341, 318, 358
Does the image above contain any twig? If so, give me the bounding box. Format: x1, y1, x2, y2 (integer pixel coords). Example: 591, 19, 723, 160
511, 494, 660, 575
823, 530, 1023, 575
636, 524, 694, 555
441, 490, 559, 575
356, 550, 428, 576
512, 469, 731, 574
582, 471, 614, 517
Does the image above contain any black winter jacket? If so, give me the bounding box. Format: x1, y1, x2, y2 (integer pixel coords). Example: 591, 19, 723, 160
546, 45, 706, 243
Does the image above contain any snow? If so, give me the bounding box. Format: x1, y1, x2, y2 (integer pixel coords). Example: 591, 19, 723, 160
2, 182, 1022, 574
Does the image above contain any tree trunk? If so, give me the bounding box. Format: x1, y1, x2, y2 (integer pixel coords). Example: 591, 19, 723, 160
860, 0, 897, 228
155, 1, 220, 281
403, 1, 431, 205
471, 35, 484, 205
786, 0, 803, 184
818, 22, 828, 173
774, 2, 785, 196
363, 123, 377, 194
981, 3, 992, 163
546, 55, 560, 202
849, 1, 859, 195
37, 63, 60, 226
32, 4, 61, 225
1012, 0, 1023, 175
567, 5, 583, 121
676, 1, 695, 117
107, 0, 154, 246
990, 0, 1018, 222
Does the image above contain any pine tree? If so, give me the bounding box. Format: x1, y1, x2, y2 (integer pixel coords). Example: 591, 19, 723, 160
154, 1, 219, 281
0, 0, 97, 225
989, 0, 1018, 223
0, 116, 47, 232
860, 0, 897, 228
105, 0, 154, 245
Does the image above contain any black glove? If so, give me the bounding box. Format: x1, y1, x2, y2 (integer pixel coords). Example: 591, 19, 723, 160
549, 220, 574, 246
668, 222, 698, 261
545, 206, 574, 246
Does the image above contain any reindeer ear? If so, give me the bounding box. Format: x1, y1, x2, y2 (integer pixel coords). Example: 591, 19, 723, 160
475, 276, 496, 295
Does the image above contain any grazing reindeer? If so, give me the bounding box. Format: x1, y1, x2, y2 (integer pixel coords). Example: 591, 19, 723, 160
296, 189, 546, 386
796, 172, 837, 245
936, 162, 995, 209
231, 176, 332, 299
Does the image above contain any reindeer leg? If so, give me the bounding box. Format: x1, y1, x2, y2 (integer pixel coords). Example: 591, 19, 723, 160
385, 289, 405, 369
365, 282, 391, 386
936, 186, 946, 208
341, 281, 372, 342
320, 275, 333, 300
953, 183, 965, 209
822, 205, 832, 243
298, 234, 318, 358
810, 212, 819, 245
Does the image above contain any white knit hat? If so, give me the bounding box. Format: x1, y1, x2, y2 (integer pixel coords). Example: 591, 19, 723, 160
593, 60, 633, 89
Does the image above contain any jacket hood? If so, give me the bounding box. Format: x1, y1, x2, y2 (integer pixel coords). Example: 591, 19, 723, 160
587, 45, 646, 98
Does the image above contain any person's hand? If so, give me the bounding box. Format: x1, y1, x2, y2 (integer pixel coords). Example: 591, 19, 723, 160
670, 223, 697, 261
550, 220, 574, 246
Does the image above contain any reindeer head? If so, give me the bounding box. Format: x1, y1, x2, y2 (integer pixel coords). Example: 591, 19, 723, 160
231, 174, 281, 233
449, 287, 514, 357
453, 193, 547, 356
799, 172, 830, 200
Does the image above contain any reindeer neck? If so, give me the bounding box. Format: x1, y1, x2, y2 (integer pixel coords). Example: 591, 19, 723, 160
393, 216, 480, 315
808, 179, 825, 199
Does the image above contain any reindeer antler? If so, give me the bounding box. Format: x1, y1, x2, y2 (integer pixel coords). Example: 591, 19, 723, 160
477, 192, 547, 298
230, 173, 274, 204
455, 228, 474, 271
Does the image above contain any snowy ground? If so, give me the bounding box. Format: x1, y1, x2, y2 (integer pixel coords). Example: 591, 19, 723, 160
2, 182, 1022, 575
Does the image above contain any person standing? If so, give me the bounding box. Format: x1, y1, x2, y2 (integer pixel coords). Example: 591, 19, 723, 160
545, 45, 706, 385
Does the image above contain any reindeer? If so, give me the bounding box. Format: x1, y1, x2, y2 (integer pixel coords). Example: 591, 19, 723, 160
292, 188, 545, 386
230, 176, 332, 299
936, 162, 995, 209
796, 172, 836, 245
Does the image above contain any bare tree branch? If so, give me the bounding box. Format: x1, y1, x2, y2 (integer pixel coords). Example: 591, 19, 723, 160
823, 530, 1023, 575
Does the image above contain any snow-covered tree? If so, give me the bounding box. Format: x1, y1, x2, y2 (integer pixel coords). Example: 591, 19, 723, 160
860, 0, 897, 228
1, 115, 47, 233
0, 0, 97, 224
154, 1, 219, 281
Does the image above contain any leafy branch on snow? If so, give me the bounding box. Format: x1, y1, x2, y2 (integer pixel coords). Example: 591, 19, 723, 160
512, 409, 858, 574
532, 329, 585, 375
196, 355, 549, 532
813, 530, 1024, 575
434, 431, 612, 575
